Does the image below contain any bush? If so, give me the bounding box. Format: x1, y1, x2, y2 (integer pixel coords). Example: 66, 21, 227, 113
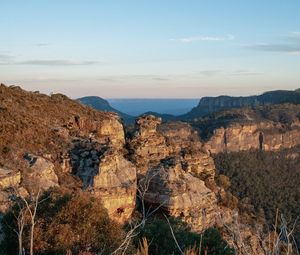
0, 189, 125, 255
136, 216, 234, 255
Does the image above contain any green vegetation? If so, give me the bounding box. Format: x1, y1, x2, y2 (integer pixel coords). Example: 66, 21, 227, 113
0, 190, 125, 255
214, 148, 300, 240
136, 216, 234, 255
0, 188, 234, 255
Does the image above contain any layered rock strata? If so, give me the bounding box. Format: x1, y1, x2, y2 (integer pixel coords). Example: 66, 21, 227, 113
204, 121, 300, 154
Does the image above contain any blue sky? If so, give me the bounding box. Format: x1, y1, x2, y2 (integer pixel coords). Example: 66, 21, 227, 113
1, 0, 300, 98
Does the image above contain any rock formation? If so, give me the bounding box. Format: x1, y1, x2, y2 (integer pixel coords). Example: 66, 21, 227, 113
143, 157, 222, 232
93, 149, 136, 223
22, 154, 59, 192
204, 121, 300, 154
128, 115, 170, 176
128, 115, 267, 254
0, 85, 279, 253
0, 167, 27, 212
180, 88, 300, 119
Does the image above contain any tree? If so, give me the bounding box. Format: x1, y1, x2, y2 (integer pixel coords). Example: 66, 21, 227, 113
1, 189, 126, 255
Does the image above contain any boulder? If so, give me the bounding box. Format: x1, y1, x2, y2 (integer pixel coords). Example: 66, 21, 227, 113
23, 154, 59, 192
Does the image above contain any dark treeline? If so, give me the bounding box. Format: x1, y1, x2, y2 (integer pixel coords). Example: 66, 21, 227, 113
214, 147, 300, 240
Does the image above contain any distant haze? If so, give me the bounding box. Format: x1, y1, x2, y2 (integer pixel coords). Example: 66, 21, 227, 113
108, 99, 198, 116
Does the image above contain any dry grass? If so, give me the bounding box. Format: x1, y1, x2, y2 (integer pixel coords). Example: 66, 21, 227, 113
136, 238, 149, 255
0, 84, 118, 171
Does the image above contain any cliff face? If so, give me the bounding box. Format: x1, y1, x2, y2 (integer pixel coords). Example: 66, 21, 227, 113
181, 89, 300, 119
0, 85, 269, 253
127, 115, 267, 254
143, 157, 221, 232
127, 116, 223, 232
204, 121, 300, 154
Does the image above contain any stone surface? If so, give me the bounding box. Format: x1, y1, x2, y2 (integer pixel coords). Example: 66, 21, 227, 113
23, 154, 59, 192
128, 115, 170, 175
204, 121, 300, 154
0, 168, 28, 213
128, 115, 266, 253
0, 168, 21, 189
144, 157, 222, 232
93, 149, 137, 223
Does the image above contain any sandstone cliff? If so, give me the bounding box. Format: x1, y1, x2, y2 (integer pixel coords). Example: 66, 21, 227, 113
128, 115, 267, 254
181, 89, 300, 119
0, 84, 270, 254
204, 121, 300, 154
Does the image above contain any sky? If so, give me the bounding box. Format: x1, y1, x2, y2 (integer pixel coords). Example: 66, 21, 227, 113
1, 0, 300, 98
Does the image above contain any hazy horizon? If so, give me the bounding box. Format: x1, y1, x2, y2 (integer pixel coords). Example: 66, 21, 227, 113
107, 98, 199, 115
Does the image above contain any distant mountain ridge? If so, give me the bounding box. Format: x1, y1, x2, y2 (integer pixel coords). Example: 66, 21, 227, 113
78, 97, 179, 123
181, 89, 300, 120
108, 98, 198, 116
77, 96, 135, 123
78, 89, 300, 124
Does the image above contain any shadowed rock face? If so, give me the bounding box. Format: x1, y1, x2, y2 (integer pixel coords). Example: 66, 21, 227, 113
65, 124, 137, 223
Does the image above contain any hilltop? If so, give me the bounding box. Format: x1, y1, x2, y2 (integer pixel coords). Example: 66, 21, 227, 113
77, 96, 135, 123
180, 89, 300, 120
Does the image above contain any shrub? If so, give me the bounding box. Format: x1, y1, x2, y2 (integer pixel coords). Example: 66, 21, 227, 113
0, 189, 125, 255
136, 216, 234, 255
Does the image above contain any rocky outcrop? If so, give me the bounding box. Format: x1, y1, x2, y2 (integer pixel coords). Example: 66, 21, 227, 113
204, 121, 300, 154
93, 149, 136, 223
66, 114, 125, 148
128, 115, 170, 176
0, 168, 21, 212
128, 115, 267, 254
69, 136, 136, 223
144, 157, 226, 232
158, 122, 202, 153
0, 168, 21, 189
0, 167, 28, 213
22, 154, 59, 192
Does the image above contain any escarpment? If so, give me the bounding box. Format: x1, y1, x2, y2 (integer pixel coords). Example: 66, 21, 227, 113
204, 121, 300, 154
0, 84, 275, 253
188, 104, 300, 154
